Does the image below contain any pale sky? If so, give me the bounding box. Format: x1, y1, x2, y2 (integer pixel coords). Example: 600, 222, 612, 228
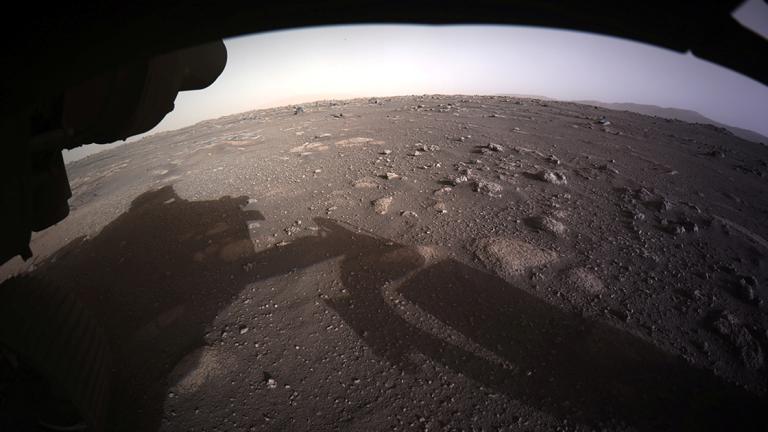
64, 11, 768, 162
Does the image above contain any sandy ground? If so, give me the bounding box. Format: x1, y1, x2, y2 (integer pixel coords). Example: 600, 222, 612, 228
2, 95, 768, 431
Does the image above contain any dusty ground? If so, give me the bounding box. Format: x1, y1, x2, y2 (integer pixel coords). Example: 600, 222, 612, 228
2, 95, 768, 431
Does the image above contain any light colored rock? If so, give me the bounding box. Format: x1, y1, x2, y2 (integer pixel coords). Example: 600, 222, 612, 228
372, 197, 393, 214
353, 177, 379, 188
528, 216, 566, 235
475, 237, 558, 278
567, 268, 605, 295
451, 175, 469, 186
537, 170, 567, 185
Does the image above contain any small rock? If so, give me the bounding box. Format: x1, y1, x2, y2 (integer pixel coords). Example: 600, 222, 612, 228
381, 149, 392, 155
401, 211, 419, 218
419, 144, 440, 152
733, 276, 758, 304
372, 197, 393, 215
294, 106, 304, 115
239, 325, 249, 335
568, 268, 604, 295
635, 187, 654, 202
384, 172, 400, 180
527, 216, 566, 235
711, 310, 765, 369
451, 175, 469, 186
536, 170, 568, 185
486, 143, 505, 152
331, 113, 344, 118
608, 308, 629, 322
313, 169, 322, 174
353, 177, 378, 188
473, 180, 503, 197
545, 155, 560, 165
410, 150, 422, 156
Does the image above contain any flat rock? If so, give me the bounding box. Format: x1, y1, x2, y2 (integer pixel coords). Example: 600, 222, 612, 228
475, 237, 558, 278
527, 216, 566, 235
567, 268, 605, 295
353, 177, 379, 188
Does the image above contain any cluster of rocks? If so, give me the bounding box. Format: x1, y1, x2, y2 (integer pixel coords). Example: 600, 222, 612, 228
473, 180, 503, 197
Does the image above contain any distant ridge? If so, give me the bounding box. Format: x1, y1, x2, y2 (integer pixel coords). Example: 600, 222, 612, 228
497, 93, 766, 144
574, 100, 767, 144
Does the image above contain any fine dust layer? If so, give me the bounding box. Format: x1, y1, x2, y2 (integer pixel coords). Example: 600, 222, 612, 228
6, 95, 768, 431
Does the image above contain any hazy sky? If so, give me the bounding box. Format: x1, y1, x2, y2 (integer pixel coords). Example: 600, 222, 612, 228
64, 12, 768, 162
161, 23, 768, 135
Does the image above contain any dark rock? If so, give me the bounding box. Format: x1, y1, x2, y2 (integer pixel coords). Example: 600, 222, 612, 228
711, 310, 765, 369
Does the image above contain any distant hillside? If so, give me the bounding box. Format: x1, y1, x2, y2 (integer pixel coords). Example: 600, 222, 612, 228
496, 93, 555, 101
575, 100, 767, 144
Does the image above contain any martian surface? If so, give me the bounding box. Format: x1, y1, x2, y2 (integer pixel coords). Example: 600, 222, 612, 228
2, 95, 768, 431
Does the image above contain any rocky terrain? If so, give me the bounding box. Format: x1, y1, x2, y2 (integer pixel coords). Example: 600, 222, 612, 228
2, 94, 768, 431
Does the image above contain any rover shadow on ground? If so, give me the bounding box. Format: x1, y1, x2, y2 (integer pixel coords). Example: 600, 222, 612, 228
30, 186, 766, 431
